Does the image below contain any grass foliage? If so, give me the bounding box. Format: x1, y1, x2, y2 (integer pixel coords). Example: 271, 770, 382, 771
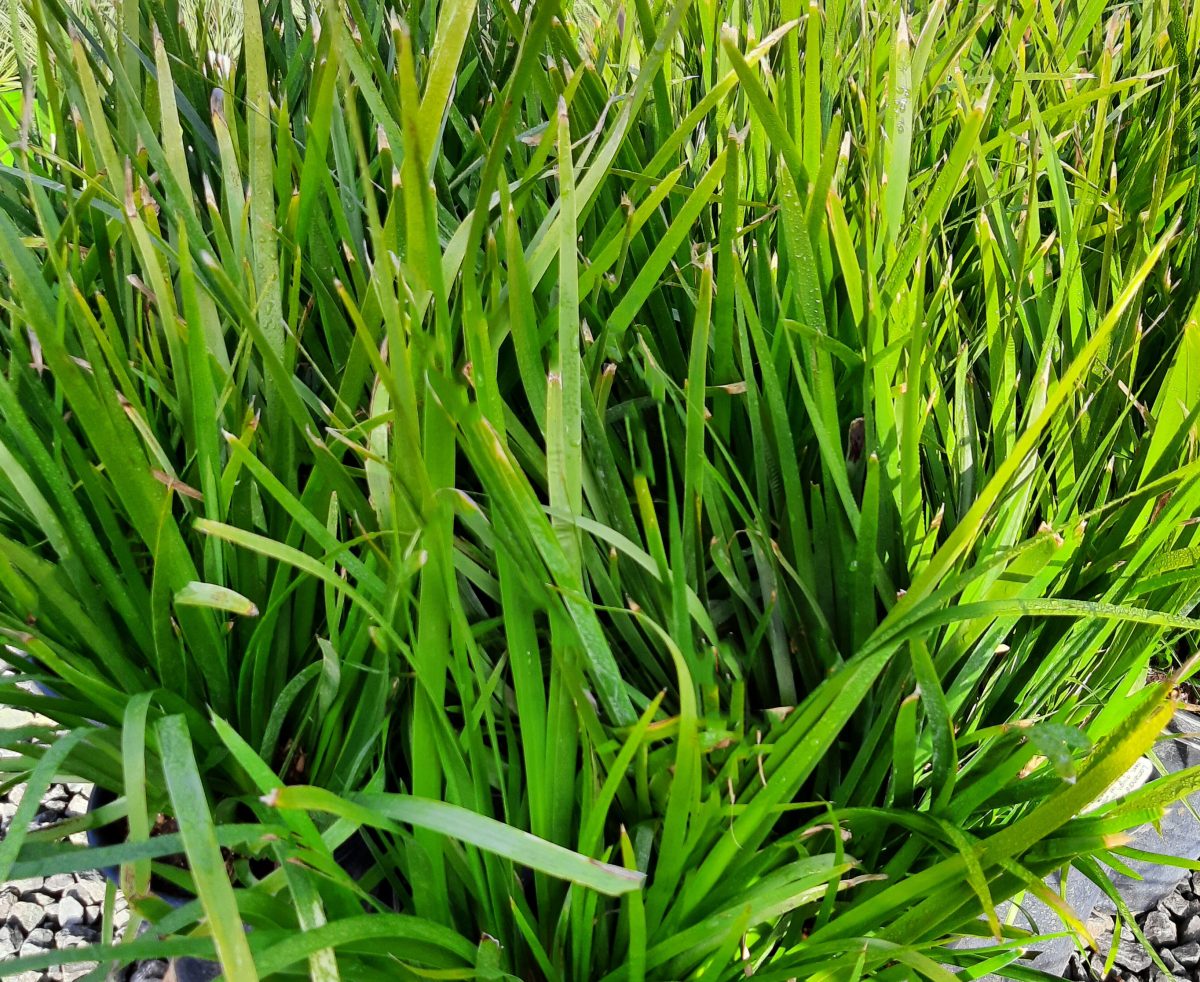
1, 0, 1200, 977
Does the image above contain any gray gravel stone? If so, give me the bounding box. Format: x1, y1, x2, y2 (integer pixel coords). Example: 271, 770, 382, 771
1161, 891, 1190, 918
61, 964, 99, 982
1145, 908, 1177, 945
171, 958, 222, 982
56, 895, 85, 928
129, 960, 170, 982
66, 794, 88, 817
1087, 909, 1115, 936
1175, 940, 1200, 967
1180, 913, 1200, 944
1114, 935, 1153, 972
1089, 931, 1115, 958
8, 970, 40, 982
7, 899, 43, 933
1162, 947, 1185, 973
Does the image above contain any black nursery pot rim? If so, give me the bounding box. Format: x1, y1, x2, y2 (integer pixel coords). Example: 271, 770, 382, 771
86, 785, 191, 909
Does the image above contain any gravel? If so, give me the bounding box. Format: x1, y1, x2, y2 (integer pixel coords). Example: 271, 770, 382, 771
1183, 916, 1200, 946
54, 898, 84, 930
40, 876, 75, 898
128, 962, 170, 982
1066, 870, 1200, 980
1163, 893, 1191, 919
8, 901, 44, 935
1177, 941, 1200, 969
1145, 910, 1178, 947
0, 691, 165, 982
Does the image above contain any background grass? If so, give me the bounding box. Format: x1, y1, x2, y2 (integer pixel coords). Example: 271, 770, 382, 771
0, 0, 1199, 978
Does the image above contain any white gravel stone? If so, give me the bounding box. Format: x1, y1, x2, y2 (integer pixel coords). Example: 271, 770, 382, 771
56, 895, 85, 928
18, 943, 46, 963
0, 923, 21, 953
0, 706, 37, 730
43, 873, 75, 895
65, 881, 105, 906
10, 877, 44, 897
7, 900, 44, 933
0, 764, 164, 982
23, 926, 52, 948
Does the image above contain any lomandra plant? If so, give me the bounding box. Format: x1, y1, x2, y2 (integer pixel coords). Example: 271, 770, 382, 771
1, 0, 1199, 978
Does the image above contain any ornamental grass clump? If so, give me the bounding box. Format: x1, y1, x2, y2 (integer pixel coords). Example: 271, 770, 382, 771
1, 0, 1199, 978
